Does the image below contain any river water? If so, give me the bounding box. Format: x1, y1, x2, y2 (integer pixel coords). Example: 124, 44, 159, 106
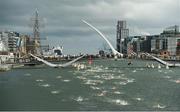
0, 59, 180, 111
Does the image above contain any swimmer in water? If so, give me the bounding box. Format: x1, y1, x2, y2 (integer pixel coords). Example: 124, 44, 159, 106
128, 60, 132, 65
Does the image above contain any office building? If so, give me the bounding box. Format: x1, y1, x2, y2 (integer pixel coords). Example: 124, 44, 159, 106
116, 20, 129, 53
151, 25, 180, 56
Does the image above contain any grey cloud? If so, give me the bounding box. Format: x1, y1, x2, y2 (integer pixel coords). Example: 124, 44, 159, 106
0, 0, 179, 54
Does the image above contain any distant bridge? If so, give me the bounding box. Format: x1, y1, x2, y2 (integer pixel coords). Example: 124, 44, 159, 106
146, 53, 180, 67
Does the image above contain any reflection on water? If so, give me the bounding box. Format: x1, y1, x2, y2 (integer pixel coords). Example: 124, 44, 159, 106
0, 59, 180, 111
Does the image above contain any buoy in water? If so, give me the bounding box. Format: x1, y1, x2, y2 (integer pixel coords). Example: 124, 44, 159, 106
158, 64, 161, 69
88, 56, 93, 65
128, 60, 132, 65
166, 65, 169, 69
146, 63, 151, 68
151, 64, 155, 68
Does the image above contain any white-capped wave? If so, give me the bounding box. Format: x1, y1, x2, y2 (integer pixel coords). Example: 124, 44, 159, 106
51, 90, 60, 94
56, 76, 62, 79
163, 75, 171, 79
117, 70, 123, 73
24, 73, 31, 76
111, 86, 116, 90
113, 91, 124, 95
96, 90, 107, 96
63, 79, 70, 82
76, 76, 87, 80
36, 79, 44, 82
86, 67, 103, 73
90, 86, 101, 90
93, 75, 101, 79
134, 97, 143, 101
127, 79, 135, 83
139, 68, 144, 71
85, 66, 114, 73
114, 81, 127, 85
40, 84, 50, 87
84, 79, 103, 85
101, 73, 115, 80
153, 104, 166, 109
115, 99, 129, 105
105, 67, 108, 70
108, 99, 129, 105
74, 96, 84, 102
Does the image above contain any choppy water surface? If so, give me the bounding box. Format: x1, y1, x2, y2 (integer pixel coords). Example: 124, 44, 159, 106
0, 59, 180, 111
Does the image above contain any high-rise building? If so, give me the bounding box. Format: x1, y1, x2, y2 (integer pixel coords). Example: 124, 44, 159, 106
116, 20, 129, 53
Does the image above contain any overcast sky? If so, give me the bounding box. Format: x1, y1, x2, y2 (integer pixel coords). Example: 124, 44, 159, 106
0, 0, 180, 54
